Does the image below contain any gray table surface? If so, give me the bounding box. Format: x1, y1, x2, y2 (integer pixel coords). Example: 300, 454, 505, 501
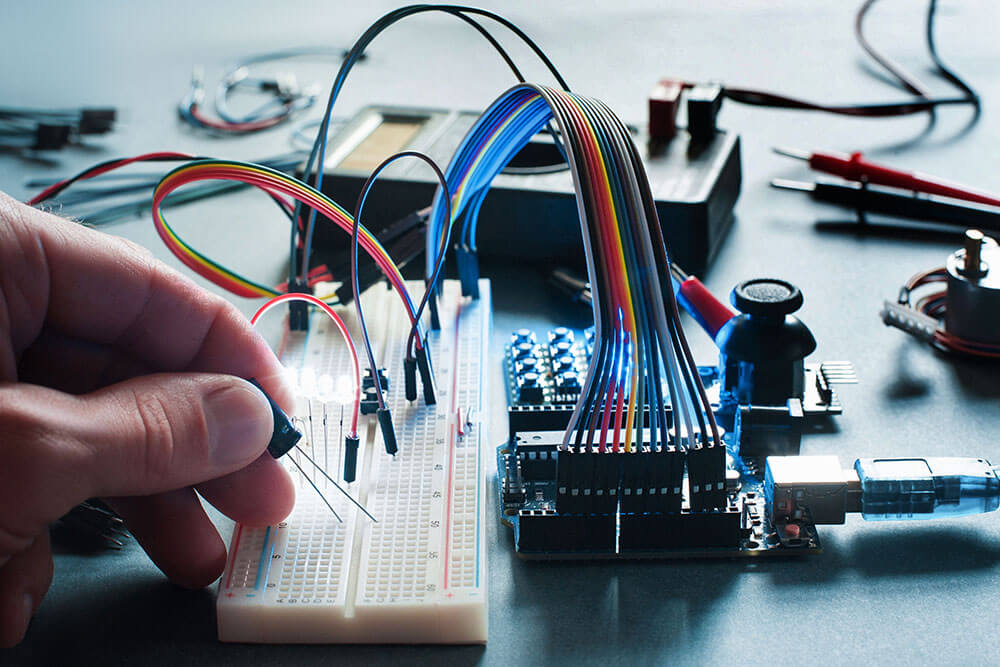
3, 1, 1000, 664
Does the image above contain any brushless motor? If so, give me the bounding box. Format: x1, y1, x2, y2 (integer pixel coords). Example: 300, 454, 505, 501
946, 230, 1000, 346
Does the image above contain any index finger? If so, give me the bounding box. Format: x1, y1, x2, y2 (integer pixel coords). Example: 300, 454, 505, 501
1, 192, 293, 409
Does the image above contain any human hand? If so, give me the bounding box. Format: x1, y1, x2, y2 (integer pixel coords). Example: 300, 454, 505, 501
0, 191, 295, 647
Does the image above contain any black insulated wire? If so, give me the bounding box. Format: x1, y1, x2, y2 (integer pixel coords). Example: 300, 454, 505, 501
351, 150, 451, 410
719, 0, 979, 121
292, 4, 572, 288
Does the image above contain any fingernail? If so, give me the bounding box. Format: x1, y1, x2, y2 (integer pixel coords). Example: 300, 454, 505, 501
204, 383, 273, 466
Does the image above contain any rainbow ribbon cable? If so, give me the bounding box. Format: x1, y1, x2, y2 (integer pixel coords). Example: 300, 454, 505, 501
426, 84, 721, 460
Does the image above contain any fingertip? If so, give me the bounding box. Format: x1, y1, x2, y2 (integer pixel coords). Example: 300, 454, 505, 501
249, 362, 296, 418
198, 455, 295, 528
107, 489, 227, 591
170, 544, 227, 590
251, 458, 296, 527
0, 532, 50, 649
0, 594, 32, 649
221, 317, 295, 414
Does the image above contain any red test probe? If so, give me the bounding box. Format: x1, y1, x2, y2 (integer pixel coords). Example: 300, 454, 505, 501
774, 147, 1000, 208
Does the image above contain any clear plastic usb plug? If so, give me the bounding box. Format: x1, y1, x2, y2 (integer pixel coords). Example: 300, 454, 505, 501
854, 457, 1000, 521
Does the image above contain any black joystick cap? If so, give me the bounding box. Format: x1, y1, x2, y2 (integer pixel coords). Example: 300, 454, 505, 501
731, 278, 803, 317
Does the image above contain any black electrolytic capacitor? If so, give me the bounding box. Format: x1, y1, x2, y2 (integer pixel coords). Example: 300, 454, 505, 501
248, 379, 302, 459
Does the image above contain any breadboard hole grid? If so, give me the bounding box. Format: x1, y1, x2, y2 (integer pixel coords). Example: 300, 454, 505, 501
217, 280, 489, 643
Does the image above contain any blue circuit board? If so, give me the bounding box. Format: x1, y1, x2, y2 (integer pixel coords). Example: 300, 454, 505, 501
497, 326, 823, 559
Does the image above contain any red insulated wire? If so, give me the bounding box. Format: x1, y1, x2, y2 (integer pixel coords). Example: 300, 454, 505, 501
611, 330, 628, 453
274, 265, 333, 292
903, 269, 1000, 359
251, 293, 362, 435
935, 332, 1000, 359
598, 352, 616, 452
557, 92, 629, 447
188, 104, 289, 132
28, 151, 196, 205
906, 268, 947, 292
677, 276, 735, 338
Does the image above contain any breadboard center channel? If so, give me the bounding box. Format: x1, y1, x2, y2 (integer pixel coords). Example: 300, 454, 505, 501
218, 279, 490, 644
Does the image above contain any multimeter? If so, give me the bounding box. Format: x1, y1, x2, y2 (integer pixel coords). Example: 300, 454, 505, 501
303, 104, 741, 276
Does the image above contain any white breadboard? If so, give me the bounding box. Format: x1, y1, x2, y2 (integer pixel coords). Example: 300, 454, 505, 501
217, 279, 490, 644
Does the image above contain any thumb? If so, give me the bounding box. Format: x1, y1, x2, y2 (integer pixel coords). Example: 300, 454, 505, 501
0, 374, 274, 535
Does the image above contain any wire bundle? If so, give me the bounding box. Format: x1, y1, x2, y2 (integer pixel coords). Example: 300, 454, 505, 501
150, 159, 438, 452
27, 152, 335, 295
149, 159, 419, 320
178, 48, 350, 133
27, 5, 724, 464
428, 84, 721, 454
292, 4, 569, 294
278, 3, 573, 418
0, 106, 115, 150
898, 268, 1000, 359
26, 151, 306, 227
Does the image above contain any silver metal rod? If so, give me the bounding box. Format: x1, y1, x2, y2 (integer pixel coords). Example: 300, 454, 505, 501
287, 454, 343, 522
772, 146, 811, 161
294, 445, 377, 522
323, 402, 329, 487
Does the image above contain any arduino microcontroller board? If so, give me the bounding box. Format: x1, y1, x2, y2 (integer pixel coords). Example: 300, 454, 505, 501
498, 325, 856, 559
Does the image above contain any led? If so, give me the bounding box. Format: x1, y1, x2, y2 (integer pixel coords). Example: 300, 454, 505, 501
317, 373, 335, 402
333, 374, 354, 405
299, 367, 317, 396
